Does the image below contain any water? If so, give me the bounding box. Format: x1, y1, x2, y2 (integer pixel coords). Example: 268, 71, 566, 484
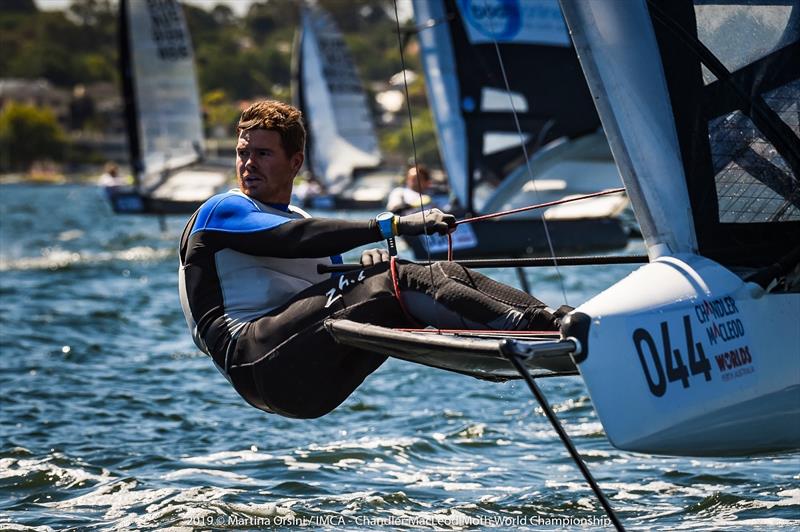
1, 184, 797, 530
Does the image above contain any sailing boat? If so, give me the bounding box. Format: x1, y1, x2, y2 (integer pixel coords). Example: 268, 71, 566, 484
105, 0, 229, 215
405, 0, 630, 259
292, 4, 397, 210
554, 0, 800, 456
326, 0, 799, 457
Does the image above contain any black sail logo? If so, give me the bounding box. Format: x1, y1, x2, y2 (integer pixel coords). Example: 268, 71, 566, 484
146, 0, 189, 60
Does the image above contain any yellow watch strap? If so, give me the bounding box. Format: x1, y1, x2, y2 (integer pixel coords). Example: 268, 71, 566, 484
391, 215, 399, 236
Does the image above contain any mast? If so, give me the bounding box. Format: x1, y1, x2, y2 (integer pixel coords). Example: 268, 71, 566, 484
118, 0, 142, 188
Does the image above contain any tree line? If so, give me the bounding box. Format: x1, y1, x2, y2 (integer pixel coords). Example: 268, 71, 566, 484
0, 0, 440, 173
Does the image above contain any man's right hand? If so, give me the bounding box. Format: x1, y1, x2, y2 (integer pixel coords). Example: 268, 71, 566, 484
397, 209, 456, 236
360, 248, 390, 267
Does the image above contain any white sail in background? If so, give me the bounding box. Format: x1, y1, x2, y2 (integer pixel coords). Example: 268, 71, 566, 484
298, 6, 381, 192
124, 0, 204, 189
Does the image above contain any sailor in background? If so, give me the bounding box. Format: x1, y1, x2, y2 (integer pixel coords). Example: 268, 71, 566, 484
97, 162, 128, 187
386, 164, 434, 213
386, 164, 452, 214
179, 100, 564, 419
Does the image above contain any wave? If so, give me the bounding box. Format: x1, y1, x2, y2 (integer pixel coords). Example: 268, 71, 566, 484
0, 246, 174, 272
183, 447, 274, 466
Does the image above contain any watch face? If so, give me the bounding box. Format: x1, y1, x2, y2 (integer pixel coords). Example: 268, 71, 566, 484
377, 212, 393, 222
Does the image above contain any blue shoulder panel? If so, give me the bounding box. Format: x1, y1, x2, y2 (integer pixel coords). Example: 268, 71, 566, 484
191, 192, 292, 235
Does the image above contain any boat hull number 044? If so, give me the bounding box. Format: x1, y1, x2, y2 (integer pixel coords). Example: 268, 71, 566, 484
629, 296, 755, 397
632, 315, 711, 397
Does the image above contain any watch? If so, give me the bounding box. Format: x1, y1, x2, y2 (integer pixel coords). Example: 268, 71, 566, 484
375, 211, 398, 256
376, 211, 396, 239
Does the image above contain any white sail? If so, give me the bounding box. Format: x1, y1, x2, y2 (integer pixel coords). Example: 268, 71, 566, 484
298, 6, 381, 192
559, 1, 696, 259
109, 0, 228, 214
124, 0, 205, 189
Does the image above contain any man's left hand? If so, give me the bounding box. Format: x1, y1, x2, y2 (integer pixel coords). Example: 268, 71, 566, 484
360, 248, 390, 267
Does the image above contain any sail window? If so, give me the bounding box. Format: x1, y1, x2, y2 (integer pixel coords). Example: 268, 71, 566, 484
711, 80, 800, 223
694, 3, 799, 85
483, 132, 530, 155
646, 0, 799, 266
481, 87, 528, 112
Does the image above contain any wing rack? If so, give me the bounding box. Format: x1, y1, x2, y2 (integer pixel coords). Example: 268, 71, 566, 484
324, 319, 579, 381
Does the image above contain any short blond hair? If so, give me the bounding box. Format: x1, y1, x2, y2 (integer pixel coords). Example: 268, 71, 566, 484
237, 100, 306, 156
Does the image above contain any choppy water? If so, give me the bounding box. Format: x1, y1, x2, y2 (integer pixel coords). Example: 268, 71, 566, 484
1, 184, 797, 531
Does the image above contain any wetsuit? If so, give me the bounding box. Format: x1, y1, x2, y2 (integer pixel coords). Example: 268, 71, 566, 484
179, 190, 560, 418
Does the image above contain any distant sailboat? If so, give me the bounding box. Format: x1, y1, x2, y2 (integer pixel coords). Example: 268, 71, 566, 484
106, 0, 229, 215
405, 0, 630, 259
292, 4, 397, 210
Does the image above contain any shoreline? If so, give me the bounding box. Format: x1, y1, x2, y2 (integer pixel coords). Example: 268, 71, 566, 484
0, 169, 106, 185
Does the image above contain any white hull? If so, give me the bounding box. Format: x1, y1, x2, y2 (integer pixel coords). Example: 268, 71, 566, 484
574, 254, 800, 455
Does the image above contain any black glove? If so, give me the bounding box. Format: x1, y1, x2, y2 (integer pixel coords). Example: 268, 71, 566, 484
397, 209, 456, 236
360, 248, 390, 267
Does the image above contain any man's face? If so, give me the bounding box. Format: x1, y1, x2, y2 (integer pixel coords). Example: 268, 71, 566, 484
406, 168, 430, 192
236, 129, 303, 204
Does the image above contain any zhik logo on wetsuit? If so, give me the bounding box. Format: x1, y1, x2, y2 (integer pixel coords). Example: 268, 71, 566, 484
324, 270, 367, 308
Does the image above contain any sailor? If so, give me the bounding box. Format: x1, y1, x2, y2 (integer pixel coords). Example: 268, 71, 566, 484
97, 162, 127, 187
179, 100, 563, 419
386, 164, 435, 214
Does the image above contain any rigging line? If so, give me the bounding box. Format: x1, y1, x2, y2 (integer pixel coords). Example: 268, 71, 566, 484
447, 187, 625, 261
457, 187, 626, 225
485, 25, 569, 306
392, 0, 443, 333
491, 41, 568, 304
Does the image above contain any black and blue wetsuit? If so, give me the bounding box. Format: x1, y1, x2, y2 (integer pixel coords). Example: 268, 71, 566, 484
179, 190, 560, 418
